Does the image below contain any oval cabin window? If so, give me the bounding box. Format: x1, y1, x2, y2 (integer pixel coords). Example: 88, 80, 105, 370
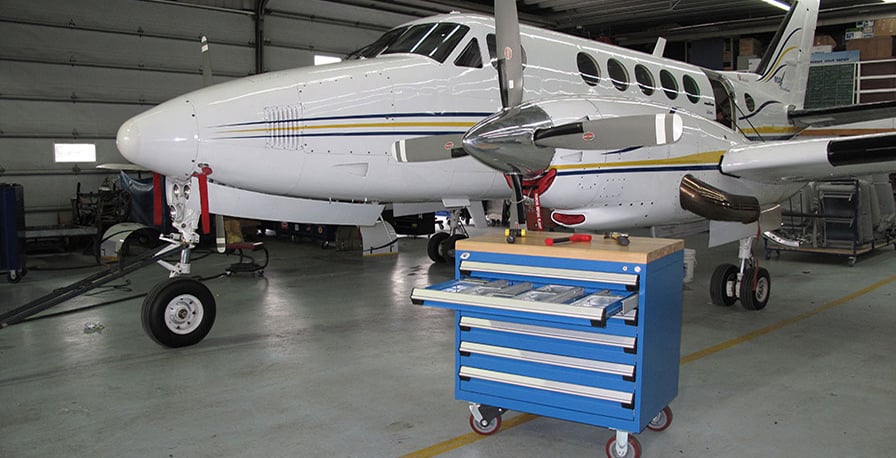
683, 74, 701, 103
744, 93, 756, 111
660, 70, 678, 100
607, 59, 629, 91
576, 53, 601, 87
635, 64, 655, 96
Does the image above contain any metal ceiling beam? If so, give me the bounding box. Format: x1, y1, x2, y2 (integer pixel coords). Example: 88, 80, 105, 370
613, 4, 896, 46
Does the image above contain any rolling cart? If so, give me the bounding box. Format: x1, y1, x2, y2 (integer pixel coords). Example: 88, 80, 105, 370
1, 183, 26, 283
411, 232, 683, 457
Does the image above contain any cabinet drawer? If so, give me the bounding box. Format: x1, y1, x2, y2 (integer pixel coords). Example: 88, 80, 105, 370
412, 279, 638, 325
459, 341, 635, 378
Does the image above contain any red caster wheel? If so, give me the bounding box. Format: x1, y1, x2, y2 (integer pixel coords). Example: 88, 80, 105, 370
646, 405, 673, 432
605, 434, 641, 458
469, 413, 502, 435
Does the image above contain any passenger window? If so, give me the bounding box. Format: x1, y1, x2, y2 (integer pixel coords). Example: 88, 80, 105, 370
576, 52, 601, 86
634, 64, 655, 96
683, 75, 701, 103
607, 59, 629, 91
660, 70, 678, 100
455, 38, 483, 68
744, 93, 756, 111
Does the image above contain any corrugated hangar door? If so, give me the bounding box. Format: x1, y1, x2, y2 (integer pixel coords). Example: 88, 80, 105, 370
0, 0, 408, 226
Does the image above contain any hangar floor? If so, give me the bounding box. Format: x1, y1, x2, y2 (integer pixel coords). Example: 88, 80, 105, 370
1, 230, 895, 457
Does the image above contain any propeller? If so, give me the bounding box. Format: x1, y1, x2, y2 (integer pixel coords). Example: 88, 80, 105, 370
533, 113, 683, 151
391, 134, 467, 163
200, 34, 227, 253
495, 0, 523, 109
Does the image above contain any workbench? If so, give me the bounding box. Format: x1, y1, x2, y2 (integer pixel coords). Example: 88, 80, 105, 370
411, 232, 684, 457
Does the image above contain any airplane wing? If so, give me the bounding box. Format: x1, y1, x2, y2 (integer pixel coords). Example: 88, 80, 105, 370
720, 133, 896, 182
788, 101, 896, 128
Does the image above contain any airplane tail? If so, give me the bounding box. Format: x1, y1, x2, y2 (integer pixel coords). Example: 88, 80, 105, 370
753, 0, 819, 110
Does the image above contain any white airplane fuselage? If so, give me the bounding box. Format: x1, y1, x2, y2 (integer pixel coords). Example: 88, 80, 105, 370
117, 12, 810, 230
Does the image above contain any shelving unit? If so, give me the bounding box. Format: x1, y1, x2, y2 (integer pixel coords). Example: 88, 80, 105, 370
766, 179, 896, 265
412, 232, 684, 457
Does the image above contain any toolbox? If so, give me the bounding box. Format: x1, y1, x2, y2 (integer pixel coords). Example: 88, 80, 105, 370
411, 232, 683, 456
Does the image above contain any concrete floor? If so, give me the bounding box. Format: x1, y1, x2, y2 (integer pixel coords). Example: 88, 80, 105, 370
1, 230, 895, 457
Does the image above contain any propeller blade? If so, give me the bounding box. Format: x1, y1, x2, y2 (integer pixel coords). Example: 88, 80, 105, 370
215, 214, 226, 253
200, 35, 213, 87
534, 113, 683, 150
495, 0, 523, 108
391, 134, 467, 163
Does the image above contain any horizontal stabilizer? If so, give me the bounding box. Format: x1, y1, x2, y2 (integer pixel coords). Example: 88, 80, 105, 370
789, 101, 896, 128
721, 133, 896, 182
392, 134, 466, 163
534, 114, 682, 150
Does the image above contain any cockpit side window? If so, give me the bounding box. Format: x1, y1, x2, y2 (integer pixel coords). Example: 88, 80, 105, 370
346, 26, 408, 60
382, 23, 470, 63
455, 38, 483, 68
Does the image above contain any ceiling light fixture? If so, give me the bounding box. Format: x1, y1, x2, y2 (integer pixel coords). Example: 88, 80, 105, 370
761, 0, 792, 11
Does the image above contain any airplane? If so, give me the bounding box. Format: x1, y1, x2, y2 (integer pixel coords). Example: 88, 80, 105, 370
115, 0, 896, 348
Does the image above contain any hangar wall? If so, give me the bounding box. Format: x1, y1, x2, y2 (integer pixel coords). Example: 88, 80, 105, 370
0, 0, 412, 226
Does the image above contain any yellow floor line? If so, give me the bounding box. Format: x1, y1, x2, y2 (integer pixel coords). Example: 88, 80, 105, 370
401, 414, 539, 458
403, 274, 896, 457
679, 273, 896, 365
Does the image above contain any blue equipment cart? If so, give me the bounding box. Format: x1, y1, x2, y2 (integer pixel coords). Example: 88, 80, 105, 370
1, 183, 26, 283
411, 232, 683, 457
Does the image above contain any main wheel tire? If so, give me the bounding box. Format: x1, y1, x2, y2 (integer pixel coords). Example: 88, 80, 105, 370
142, 277, 216, 348
709, 264, 738, 306
469, 413, 501, 435
427, 232, 450, 263
646, 406, 673, 432
604, 434, 641, 458
740, 267, 770, 311
442, 234, 468, 263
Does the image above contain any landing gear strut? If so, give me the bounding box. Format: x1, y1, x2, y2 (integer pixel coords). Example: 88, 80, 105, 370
141, 175, 217, 347
709, 236, 771, 310
427, 208, 470, 263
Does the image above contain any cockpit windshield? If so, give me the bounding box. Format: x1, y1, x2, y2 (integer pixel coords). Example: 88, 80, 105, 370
347, 22, 470, 63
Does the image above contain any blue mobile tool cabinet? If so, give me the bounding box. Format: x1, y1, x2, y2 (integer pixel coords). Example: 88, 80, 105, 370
411, 232, 683, 457
1, 183, 26, 283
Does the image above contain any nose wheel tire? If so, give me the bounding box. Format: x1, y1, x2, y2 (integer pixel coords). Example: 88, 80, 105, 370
142, 277, 216, 348
709, 264, 738, 306
740, 267, 770, 311
469, 413, 502, 435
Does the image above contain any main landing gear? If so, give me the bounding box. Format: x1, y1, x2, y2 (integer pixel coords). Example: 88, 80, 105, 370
141, 175, 217, 347
709, 236, 771, 310
427, 208, 469, 263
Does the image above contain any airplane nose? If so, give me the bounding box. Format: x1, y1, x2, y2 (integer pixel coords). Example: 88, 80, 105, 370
116, 98, 199, 178
116, 116, 141, 163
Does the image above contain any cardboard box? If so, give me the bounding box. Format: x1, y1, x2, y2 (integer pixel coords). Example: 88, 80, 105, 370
739, 38, 762, 55
846, 28, 873, 40
846, 36, 896, 60
874, 18, 896, 36
814, 35, 837, 47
